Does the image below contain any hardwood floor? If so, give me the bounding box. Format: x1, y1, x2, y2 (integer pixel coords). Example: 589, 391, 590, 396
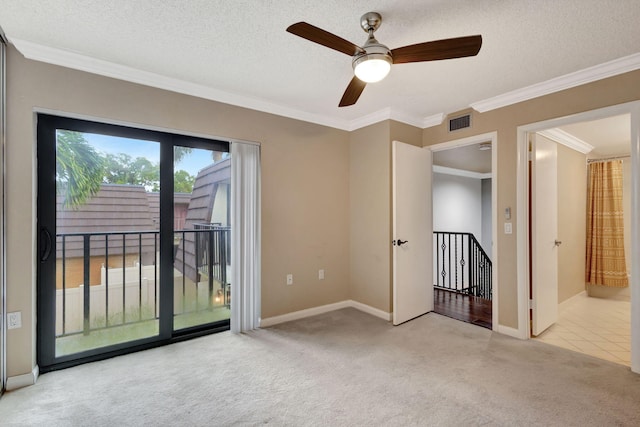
433, 288, 492, 329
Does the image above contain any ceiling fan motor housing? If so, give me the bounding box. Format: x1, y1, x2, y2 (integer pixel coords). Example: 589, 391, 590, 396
352, 38, 393, 83
360, 12, 383, 33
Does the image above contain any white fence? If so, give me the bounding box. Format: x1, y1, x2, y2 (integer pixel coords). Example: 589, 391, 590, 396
56, 263, 228, 335
56, 264, 158, 335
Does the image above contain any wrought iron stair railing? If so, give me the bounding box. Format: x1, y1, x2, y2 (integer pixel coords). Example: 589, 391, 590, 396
433, 231, 492, 299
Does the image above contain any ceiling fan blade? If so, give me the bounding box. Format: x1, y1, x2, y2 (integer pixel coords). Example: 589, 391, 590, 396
391, 35, 482, 64
339, 77, 367, 107
287, 22, 365, 56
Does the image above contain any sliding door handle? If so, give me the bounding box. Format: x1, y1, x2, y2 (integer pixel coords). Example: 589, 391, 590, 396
40, 227, 53, 262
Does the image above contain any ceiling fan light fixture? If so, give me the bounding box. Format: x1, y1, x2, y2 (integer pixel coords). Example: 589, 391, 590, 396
286, 11, 482, 106
353, 55, 392, 83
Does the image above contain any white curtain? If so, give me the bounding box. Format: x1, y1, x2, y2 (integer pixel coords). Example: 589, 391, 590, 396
230, 141, 261, 332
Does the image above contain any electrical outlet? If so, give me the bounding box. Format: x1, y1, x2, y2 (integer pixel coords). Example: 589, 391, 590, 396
286, 274, 293, 285
8, 311, 22, 329
318, 269, 325, 280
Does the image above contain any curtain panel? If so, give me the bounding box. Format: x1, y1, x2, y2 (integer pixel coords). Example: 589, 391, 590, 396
586, 160, 628, 288
230, 141, 261, 332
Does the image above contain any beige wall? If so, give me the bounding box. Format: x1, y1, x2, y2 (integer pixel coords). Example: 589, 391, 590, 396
5, 46, 350, 377
556, 141, 587, 303
349, 121, 391, 311
348, 120, 421, 312
423, 69, 640, 329
623, 158, 631, 277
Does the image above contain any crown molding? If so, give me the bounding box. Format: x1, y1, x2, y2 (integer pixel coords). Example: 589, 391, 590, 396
10, 37, 353, 131
470, 52, 640, 113
389, 109, 428, 129
347, 107, 393, 131
11, 38, 639, 133
422, 113, 445, 128
433, 165, 492, 180
347, 107, 430, 131
537, 128, 594, 154
10, 37, 446, 132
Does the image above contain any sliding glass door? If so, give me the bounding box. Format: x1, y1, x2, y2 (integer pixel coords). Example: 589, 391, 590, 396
37, 114, 230, 370
172, 146, 231, 331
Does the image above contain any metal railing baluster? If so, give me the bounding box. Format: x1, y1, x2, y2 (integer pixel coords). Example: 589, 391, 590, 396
55, 226, 230, 338
62, 235, 66, 336
139, 234, 142, 321
182, 230, 186, 314
122, 234, 126, 324
105, 235, 109, 328
434, 231, 492, 300
208, 229, 214, 308
83, 235, 90, 335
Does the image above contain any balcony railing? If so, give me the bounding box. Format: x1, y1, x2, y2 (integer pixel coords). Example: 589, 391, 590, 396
55, 226, 230, 338
433, 231, 492, 299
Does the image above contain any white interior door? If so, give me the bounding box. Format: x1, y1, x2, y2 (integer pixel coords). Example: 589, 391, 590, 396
393, 140, 433, 325
531, 133, 559, 336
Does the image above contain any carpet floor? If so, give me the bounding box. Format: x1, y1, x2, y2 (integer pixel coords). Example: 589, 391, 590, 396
1, 308, 639, 426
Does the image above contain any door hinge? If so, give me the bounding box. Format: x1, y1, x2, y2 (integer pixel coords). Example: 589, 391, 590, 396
527, 151, 533, 161
529, 299, 534, 310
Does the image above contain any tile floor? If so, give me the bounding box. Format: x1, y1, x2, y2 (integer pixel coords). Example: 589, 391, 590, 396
534, 292, 631, 366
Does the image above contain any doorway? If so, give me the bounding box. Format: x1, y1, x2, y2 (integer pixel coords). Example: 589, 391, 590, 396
429, 132, 498, 330
517, 102, 640, 373
528, 115, 633, 366
37, 114, 231, 371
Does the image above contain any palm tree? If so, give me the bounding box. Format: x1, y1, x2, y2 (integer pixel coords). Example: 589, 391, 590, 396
56, 130, 105, 207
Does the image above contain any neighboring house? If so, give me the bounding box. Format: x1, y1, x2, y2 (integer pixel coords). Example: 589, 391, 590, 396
56, 184, 192, 288
175, 159, 231, 284
146, 191, 192, 231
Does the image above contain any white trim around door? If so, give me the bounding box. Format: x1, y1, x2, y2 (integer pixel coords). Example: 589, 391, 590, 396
516, 101, 640, 374
427, 131, 499, 331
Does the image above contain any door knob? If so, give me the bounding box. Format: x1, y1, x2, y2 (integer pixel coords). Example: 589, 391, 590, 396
554, 240, 562, 246
396, 240, 408, 246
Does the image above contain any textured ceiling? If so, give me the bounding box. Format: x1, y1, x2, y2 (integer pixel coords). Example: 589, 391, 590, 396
1, 1, 639, 129
433, 143, 492, 174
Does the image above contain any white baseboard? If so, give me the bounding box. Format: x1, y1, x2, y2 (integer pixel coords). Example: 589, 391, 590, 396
260, 300, 392, 327
348, 300, 393, 321
260, 300, 531, 340
497, 324, 526, 339
6, 365, 39, 391
559, 290, 587, 311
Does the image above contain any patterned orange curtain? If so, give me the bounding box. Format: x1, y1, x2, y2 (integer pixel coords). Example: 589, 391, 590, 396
585, 160, 628, 287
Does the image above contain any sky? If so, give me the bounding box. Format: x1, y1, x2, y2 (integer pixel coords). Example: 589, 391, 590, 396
83, 132, 218, 176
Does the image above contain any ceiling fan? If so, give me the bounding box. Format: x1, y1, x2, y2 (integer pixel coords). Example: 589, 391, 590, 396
286, 12, 482, 107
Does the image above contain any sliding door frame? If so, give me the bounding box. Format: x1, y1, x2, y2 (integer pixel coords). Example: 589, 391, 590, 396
37, 113, 230, 372
0, 29, 6, 394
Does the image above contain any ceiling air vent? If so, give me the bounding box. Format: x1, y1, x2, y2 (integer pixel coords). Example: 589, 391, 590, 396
448, 114, 471, 132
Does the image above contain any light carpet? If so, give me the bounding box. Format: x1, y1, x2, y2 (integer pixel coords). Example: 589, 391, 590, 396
1, 308, 639, 426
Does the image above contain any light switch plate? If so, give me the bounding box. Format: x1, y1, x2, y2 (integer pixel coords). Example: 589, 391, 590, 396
504, 223, 512, 234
